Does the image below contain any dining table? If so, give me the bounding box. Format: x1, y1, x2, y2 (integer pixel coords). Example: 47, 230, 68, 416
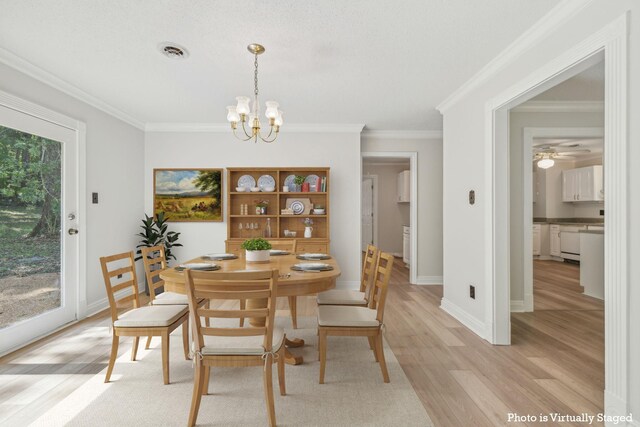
160, 253, 341, 365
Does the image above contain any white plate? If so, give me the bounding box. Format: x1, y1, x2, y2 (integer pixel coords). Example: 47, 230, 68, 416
290, 200, 304, 215
294, 263, 330, 270
257, 175, 276, 190
179, 262, 218, 270
237, 175, 256, 189
301, 253, 328, 258
304, 174, 320, 186
283, 174, 296, 189
269, 249, 289, 255
203, 253, 236, 259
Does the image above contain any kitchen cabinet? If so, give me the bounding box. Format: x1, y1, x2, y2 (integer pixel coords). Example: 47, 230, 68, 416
562, 165, 603, 202
532, 224, 541, 255
397, 170, 410, 203
550, 224, 561, 257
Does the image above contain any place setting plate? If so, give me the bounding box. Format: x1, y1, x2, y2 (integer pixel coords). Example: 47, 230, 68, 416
297, 253, 331, 260
175, 262, 220, 272
290, 262, 334, 272
269, 249, 290, 256
201, 253, 238, 261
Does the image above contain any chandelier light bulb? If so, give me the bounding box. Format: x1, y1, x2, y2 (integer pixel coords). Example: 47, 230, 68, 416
537, 158, 555, 169
274, 111, 283, 127
265, 101, 279, 119
226, 106, 240, 123
235, 96, 250, 116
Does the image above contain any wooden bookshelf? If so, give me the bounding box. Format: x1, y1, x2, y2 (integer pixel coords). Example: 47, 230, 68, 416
225, 167, 330, 255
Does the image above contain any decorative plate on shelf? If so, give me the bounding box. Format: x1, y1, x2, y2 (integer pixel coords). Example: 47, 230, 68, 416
290, 200, 305, 215
283, 174, 296, 189
257, 175, 276, 190
304, 174, 320, 185
237, 175, 256, 189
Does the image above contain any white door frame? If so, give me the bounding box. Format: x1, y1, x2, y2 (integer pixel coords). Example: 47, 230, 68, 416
0, 89, 87, 355
361, 152, 418, 285
362, 174, 379, 248
521, 126, 604, 312
486, 14, 628, 417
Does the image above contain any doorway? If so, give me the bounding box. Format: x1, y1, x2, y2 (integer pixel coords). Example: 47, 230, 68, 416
0, 95, 82, 355
361, 152, 417, 284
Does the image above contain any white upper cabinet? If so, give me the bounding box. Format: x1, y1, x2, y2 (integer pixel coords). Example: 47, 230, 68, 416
562, 165, 603, 202
397, 170, 410, 203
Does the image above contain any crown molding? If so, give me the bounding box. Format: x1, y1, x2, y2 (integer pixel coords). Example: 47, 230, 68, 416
0, 47, 145, 130
436, 0, 596, 113
145, 123, 365, 133
512, 100, 604, 113
361, 129, 443, 140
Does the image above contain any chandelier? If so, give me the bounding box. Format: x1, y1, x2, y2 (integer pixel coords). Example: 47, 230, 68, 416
226, 44, 283, 143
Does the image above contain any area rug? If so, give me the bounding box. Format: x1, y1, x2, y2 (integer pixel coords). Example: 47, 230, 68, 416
29, 317, 433, 426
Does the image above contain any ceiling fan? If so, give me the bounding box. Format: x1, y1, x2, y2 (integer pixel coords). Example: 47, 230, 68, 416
532, 144, 591, 169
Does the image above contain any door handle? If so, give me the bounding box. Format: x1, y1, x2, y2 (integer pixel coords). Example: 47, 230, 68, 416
68, 228, 79, 235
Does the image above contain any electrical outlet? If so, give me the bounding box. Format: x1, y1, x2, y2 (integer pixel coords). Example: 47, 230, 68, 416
92, 192, 99, 204
469, 285, 476, 299
469, 190, 475, 205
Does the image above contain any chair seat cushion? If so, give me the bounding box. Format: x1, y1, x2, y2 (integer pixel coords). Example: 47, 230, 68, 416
318, 305, 380, 327
114, 305, 187, 328
201, 327, 285, 356
317, 290, 367, 305
152, 291, 189, 305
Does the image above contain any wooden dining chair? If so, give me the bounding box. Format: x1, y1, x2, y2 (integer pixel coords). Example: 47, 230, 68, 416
184, 268, 286, 427
100, 251, 189, 384
317, 244, 378, 307
317, 251, 394, 384
238, 239, 299, 328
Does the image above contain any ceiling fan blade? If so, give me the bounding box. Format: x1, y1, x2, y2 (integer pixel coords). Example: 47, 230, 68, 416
556, 149, 591, 155
553, 155, 576, 160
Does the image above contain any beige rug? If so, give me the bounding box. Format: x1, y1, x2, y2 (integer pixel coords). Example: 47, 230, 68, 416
30, 317, 433, 426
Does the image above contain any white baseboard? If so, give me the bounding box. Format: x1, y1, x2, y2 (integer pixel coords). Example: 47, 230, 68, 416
537, 255, 553, 260
416, 276, 443, 285
604, 390, 633, 427
440, 298, 486, 340
510, 300, 525, 312
335, 280, 360, 290
85, 282, 144, 318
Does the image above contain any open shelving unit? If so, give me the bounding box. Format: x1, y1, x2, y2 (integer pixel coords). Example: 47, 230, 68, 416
225, 167, 330, 254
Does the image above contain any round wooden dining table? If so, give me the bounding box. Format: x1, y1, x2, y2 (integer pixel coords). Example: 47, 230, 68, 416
160, 253, 341, 365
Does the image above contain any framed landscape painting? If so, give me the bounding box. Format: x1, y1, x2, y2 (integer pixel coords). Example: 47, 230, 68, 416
153, 169, 223, 222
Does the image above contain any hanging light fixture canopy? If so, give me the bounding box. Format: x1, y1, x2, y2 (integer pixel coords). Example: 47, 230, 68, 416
537, 157, 555, 169
226, 44, 283, 143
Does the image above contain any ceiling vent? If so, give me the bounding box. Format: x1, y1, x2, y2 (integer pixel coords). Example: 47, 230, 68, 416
158, 42, 189, 59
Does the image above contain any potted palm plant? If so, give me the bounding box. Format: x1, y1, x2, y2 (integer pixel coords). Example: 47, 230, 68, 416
241, 237, 272, 263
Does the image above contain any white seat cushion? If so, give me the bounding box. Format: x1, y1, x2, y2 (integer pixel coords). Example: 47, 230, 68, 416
318, 305, 380, 327
152, 291, 189, 305
317, 290, 367, 305
114, 305, 187, 328
200, 327, 285, 356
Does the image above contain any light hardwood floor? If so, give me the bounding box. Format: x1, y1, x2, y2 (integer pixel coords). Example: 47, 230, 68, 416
0, 259, 604, 426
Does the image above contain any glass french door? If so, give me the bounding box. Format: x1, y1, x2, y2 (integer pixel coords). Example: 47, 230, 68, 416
0, 104, 78, 355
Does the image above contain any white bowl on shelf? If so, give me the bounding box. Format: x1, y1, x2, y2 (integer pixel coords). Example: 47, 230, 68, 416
235, 187, 245, 192
313, 209, 325, 215
263, 186, 275, 192
250, 187, 260, 192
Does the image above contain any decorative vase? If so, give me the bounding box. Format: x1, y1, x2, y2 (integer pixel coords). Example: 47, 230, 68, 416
245, 249, 270, 263
256, 206, 267, 215
304, 226, 313, 238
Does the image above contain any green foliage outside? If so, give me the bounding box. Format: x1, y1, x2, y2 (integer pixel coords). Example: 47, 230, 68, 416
0, 127, 61, 278
241, 238, 272, 251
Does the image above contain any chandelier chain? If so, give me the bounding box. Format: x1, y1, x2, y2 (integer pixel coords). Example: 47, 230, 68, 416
254, 54, 259, 97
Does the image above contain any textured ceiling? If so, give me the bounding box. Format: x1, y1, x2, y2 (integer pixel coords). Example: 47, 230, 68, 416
0, 0, 560, 130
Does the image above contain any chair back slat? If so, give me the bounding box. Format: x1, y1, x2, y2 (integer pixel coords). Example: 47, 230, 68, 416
361, 244, 379, 294
202, 327, 267, 337
194, 289, 272, 300
99, 251, 140, 322
201, 308, 269, 319
368, 251, 394, 323
141, 246, 167, 302
268, 239, 297, 253
185, 269, 279, 353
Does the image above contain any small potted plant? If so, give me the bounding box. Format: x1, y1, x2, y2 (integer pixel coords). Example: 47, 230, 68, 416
255, 199, 269, 215
293, 175, 306, 192
313, 204, 325, 214
241, 237, 272, 263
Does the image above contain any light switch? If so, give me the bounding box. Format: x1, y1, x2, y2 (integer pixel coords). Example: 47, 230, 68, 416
92, 192, 99, 204
469, 190, 475, 205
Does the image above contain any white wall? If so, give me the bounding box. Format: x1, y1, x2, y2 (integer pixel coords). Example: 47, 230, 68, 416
0, 62, 145, 314
362, 162, 410, 255
361, 136, 443, 282
144, 130, 362, 287
440, 0, 639, 418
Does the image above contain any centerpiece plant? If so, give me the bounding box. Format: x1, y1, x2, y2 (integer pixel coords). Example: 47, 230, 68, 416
241, 237, 272, 263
